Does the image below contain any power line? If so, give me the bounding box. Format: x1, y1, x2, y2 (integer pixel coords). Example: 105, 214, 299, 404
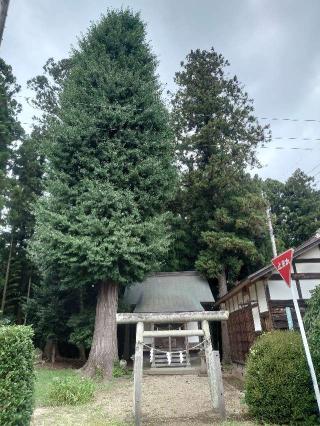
259, 117, 320, 124
9, 96, 320, 124
1, 120, 320, 141
260, 146, 314, 151
273, 137, 320, 141
307, 162, 320, 174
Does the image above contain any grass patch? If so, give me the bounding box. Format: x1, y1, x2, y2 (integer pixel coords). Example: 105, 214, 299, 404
48, 375, 95, 406
113, 361, 131, 378
35, 367, 77, 407
33, 366, 129, 425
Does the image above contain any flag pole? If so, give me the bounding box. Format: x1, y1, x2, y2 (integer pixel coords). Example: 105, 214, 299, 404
290, 284, 320, 412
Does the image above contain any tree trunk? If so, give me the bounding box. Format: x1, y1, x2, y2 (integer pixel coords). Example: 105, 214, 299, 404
78, 288, 87, 362
81, 281, 118, 379
78, 343, 87, 363
1, 235, 13, 314
218, 270, 232, 364
24, 276, 32, 325
44, 338, 60, 363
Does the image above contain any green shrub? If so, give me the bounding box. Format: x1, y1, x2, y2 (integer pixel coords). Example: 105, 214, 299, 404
245, 330, 317, 424
112, 361, 130, 378
0, 325, 35, 426
304, 284, 320, 374
48, 375, 95, 406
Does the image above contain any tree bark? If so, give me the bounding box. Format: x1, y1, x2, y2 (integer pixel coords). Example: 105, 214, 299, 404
218, 270, 232, 364
44, 338, 61, 363
1, 235, 13, 314
24, 276, 32, 325
81, 281, 118, 379
78, 343, 87, 363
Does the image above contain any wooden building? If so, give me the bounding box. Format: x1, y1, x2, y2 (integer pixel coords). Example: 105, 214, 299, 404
215, 231, 320, 365
122, 271, 215, 368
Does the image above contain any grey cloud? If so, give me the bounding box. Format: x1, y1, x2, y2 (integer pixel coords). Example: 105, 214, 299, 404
1, 0, 320, 185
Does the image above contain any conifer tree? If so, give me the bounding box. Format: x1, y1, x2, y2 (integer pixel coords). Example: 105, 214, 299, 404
171, 48, 270, 361
3, 135, 43, 321
0, 59, 22, 216
0, 59, 26, 319
29, 10, 175, 378
265, 169, 320, 249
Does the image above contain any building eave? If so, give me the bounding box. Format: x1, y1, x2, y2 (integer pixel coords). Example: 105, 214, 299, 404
215, 234, 320, 307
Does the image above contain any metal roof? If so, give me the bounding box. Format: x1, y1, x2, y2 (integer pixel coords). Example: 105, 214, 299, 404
123, 271, 215, 313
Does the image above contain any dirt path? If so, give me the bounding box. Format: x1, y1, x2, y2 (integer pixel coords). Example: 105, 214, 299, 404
33, 374, 254, 425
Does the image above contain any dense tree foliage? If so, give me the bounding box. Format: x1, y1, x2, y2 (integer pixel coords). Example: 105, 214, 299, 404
2, 10, 320, 374
29, 10, 175, 378
3, 135, 43, 320
167, 48, 271, 361
196, 175, 271, 284
0, 59, 23, 215
169, 48, 271, 286
0, 60, 42, 323
265, 169, 320, 249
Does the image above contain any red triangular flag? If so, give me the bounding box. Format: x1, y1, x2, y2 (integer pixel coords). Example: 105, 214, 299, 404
272, 248, 294, 287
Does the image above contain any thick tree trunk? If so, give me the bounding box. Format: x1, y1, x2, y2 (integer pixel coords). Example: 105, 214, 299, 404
81, 281, 118, 379
218, 270, 232, 364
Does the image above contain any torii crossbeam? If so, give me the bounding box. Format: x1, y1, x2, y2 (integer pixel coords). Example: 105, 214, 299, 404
117, 310, 229, 425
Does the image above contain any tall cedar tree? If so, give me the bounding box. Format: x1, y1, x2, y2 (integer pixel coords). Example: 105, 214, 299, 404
3, 135, 43, 322
28, 58, 101, 362
0, 59, 22, 217
171, 49, 270, 361
29, 10, 175, 378
195, 175, 271, 285
265, 169, 320, 249
0, 59, 27, 319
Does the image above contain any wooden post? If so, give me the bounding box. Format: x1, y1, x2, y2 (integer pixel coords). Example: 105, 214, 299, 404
151, 323, 155, 368
199, 349, 207, 376
134, 321, 144, 426
213, 350, 226, 418
201, 320, 226, 420
0, 0, 10, 45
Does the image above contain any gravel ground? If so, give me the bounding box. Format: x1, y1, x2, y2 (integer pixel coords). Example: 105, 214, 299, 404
33, 374, 254, 426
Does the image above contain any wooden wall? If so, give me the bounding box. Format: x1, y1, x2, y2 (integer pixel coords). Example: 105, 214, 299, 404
269, 300, 306, 330
227, 306, 256, 364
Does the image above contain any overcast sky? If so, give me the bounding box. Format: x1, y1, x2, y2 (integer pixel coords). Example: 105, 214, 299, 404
1, 0, 320, 185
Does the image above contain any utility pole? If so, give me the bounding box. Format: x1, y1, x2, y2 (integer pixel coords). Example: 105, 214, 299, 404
266, 203, 277, 257
262, 191, 277, 257
0, 0, 10, 46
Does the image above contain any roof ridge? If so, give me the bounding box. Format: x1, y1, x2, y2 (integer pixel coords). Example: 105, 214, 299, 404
150, 271, 199, 277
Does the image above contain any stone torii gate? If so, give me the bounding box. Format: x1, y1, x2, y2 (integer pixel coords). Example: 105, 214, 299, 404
117, 310, 229, 426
